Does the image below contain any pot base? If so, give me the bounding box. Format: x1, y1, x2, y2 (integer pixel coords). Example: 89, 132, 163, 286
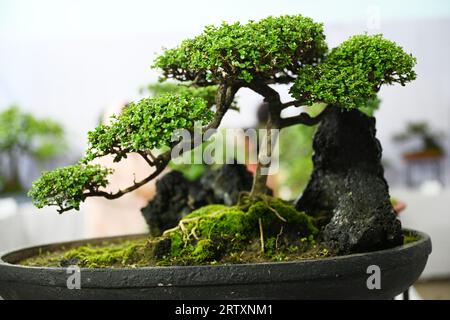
0, 229, 431, 299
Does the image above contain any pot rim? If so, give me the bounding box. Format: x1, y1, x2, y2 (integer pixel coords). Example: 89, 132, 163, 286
0, 228, 430, 270
0, 228, 432, 298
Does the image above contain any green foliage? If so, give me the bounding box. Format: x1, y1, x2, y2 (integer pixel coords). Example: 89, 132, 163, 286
0, 106, 65, 156
143, 82, 219, 107
153, 15, 327, 84
83, 93, 213, 163
28, 164, 113, 212
358, 97, 381, 117
0, 106, 66, 192
142, 82, 223, 179
291, 34, 416, 108
29, 93, 212, 211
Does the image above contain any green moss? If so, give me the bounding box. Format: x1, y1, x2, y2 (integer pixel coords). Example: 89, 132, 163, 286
20, 226, 415, 268
168, 232, 185, 257
19, 248, 67, 267
196, 207, 250, 240
271, 253, 287, 262
183, 204, 231, 219
19, 197, 332, 268
403, 232, 421, 245
192, 239, 217, 263
161, 205, 248, 264
265, 237, 277, 257
161, 196, 319, 265
62, 239, 151, 268
251, 197, 319, 235
19, 236, 333, 268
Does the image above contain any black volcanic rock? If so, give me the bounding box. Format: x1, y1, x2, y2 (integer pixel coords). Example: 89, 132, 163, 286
141, 164, 255, 236
200, 163, 254, 205
295, 107, 402, 253
140, 171, 213, 236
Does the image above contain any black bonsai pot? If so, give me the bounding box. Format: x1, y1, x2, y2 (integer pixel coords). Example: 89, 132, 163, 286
0, 229, 431, 300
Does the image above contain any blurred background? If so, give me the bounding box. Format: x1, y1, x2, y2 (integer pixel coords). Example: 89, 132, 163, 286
0, 0, 449, 299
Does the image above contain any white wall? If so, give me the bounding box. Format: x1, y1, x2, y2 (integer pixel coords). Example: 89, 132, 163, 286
0, 197, 85, 253
393, 188, 450, 279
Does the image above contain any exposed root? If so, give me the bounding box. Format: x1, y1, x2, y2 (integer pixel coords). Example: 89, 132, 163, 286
162, 208, 228, 244
259, 218, 264, 254
189, 225, 200, 240
238, 192, 287, 222
266, 204, 287, 222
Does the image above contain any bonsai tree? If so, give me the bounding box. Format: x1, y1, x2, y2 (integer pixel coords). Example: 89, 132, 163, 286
393, 121, 444, 155
29, 15, 416, 265
291, 35, 417, 252
0, 106, 66, 193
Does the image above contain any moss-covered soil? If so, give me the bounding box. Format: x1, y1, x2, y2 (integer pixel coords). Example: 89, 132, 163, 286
18, 196, 421, 268
20, 236, 334, 268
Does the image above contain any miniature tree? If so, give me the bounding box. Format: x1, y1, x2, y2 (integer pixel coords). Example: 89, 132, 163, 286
0, 106, 66, 193
393, 121, 444, 154
291, 34, 416, 252
29, 15, 416, 262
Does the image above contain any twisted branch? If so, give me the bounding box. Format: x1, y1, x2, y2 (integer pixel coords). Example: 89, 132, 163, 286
55, 83, 239, 214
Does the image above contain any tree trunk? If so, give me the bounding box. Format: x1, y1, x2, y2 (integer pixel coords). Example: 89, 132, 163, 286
250, 119, 279, 198
4, 149, 22, 192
